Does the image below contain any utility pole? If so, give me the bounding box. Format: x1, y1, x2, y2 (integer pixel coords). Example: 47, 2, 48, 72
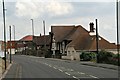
31, 19, 34, 36
116, 0, 120, 66
31, 19, 34, 54
13, 25, 15, 54
95, 19, 99, 63
2, 0, 7, 70
9, 26, 12, 63
43, 20, 46, 57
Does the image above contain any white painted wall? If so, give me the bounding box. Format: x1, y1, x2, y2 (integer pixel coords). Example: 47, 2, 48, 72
62, 46, 80, 61
8, 49, 15, 54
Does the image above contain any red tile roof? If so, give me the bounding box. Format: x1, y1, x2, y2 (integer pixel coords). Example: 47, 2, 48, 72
20, 35, 33, 41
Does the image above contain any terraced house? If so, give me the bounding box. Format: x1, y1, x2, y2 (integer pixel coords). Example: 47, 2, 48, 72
51, 23, 117, 60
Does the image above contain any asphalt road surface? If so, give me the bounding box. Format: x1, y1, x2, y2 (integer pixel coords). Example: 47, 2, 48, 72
3, 55, 119, 80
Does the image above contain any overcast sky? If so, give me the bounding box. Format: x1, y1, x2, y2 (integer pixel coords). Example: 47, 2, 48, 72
0, 0, 120, 44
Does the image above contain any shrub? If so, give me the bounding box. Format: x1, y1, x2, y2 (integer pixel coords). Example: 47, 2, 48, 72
98, 50, 113, 63
80, 52, 96, 61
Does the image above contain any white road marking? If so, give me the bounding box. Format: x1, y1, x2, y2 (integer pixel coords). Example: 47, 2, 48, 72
44, 63, 47, 65
73, 76, 77, 79
58, 69, 63, 72
65, 72, 70, 76
49, 65, 52, 67
53, 67, 57, 69
89, 75, 98, 78
46, 64, 48, 65
67, 69, 74, 71
78, 72, 85, 75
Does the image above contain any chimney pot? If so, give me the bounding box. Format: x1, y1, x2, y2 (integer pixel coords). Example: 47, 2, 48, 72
89, 22, 94, 32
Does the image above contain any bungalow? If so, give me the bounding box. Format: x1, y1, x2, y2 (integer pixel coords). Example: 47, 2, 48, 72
51, 23, 117, 60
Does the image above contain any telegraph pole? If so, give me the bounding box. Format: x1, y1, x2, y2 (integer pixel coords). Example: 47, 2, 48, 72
2, 0, 7, 70
43, 20, 46, 57
13, 25, 15, 54
9, 26, 12, 63
31, 19, 34, 36
116, 0, 120, 66
96, 19, 99, 63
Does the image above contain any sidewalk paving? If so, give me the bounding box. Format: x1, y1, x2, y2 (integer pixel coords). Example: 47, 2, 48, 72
80, 61, 119, 70
46, 58, 119, 70
3, 62, 20, 78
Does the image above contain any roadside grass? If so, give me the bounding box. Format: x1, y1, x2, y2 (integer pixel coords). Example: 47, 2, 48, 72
0, 58, 10, 77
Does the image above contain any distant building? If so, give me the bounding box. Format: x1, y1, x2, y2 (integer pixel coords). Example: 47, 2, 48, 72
16, 35, 34, 55
51, 23, 117, 60
33, 34, 51, 57
7, 41, 17, 54
16, 34, 52, 57
0, 41, 4, 51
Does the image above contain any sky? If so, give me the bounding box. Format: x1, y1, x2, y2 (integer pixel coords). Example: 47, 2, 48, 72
0, 0, 120, 44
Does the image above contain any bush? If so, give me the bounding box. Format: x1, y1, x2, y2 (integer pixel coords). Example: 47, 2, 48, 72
98, 50, 113, 63
80, 52, 96, 61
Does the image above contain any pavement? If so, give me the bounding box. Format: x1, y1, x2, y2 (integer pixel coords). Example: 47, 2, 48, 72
46, 58, 119, 70
80, 61, 119, 70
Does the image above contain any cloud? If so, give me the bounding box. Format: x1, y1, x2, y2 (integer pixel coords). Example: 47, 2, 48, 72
15, 0, 73, 18
15, 1, 44, 18
46, 1, 73, 16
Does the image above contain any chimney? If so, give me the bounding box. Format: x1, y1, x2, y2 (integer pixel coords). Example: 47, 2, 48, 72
89, 22, 94, 32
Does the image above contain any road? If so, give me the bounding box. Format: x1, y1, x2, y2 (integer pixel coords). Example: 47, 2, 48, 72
3, 55, 119, 80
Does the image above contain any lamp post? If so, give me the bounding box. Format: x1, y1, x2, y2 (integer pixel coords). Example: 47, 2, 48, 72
95, 19, 99, 63
31, 19, 34, 55
43, 20, 46, 57
9, 26, 12, 63
31, 19, 34, 36
116, 0, 120, 66
12, 25, 15, 54
2, 0, 7, 70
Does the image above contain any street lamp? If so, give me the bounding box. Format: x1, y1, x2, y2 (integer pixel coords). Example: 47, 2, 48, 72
31, 19, 35, 55
12, 25, 16, 54
31, 19, 34, 36
9, 26, 12, 63
2, 0, 7, 70
95, 19, 99, 63
116, 0, 120, 66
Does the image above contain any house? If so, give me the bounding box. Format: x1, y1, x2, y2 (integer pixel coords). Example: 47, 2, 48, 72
51, 23, 117, 60
33, 34, 51, 57
16, 34, 52, 57
7, 41, 17, 54
16, 35, 34, 55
